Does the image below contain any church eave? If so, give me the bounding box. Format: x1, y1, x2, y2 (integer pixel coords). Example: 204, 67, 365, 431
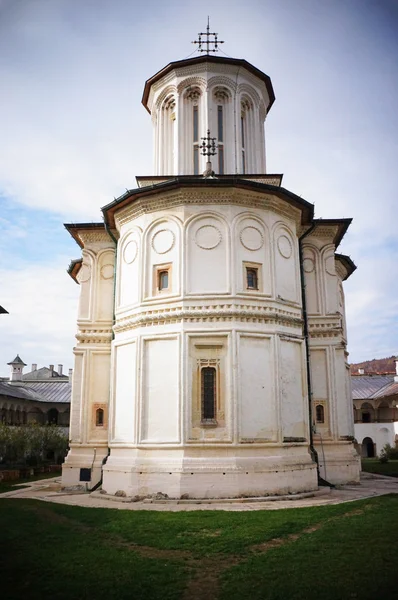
67, 259, 83, 284
142, 55, 275, 114
335, 254, 357, 280
312, 218, 353, 249
64, 222, 106, 248
101, 177, 314, 229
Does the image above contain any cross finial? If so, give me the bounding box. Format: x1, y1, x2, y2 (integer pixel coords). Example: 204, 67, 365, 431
200, 129, 218, 158
192, 17, 224, 54
200, 129, 218, 178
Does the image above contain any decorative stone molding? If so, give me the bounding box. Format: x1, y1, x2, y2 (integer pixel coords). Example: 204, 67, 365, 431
163, 96, 176, 111
77, 262, 91, 283
238, 83, 261, 107
207, 75, 237, 92
114, 189, 302, 229
213, 86, 231, 101
308, 317, 342, 339
277, 234, 293, 259
151, 229, 175, 254
123, 240, 138, 264
303, 257, 315, 273
325, 256, 336, 276
177, 76, 207, 95
239, 226, 264, 251
113, 304, 303, 333
194, 225, 222, 250
76, 329, 113, 344
100, 264, 114, 280
78, 231, 113, 246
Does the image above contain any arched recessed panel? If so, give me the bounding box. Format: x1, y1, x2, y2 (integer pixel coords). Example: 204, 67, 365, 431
186, 215, 229, 295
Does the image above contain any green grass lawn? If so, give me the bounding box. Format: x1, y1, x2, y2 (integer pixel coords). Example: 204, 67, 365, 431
1, 495, 398, 600
362, 458, 398, 477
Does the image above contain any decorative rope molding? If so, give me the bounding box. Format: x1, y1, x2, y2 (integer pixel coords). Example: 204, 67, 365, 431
115, 189, 301, 228
113, 305, 303, 333
76, 330, 113, 344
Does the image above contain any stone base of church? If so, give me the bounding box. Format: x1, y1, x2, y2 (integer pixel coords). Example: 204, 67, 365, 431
62, 444, 108, 490
101, 446, 318, 499
315, 441, 361, 485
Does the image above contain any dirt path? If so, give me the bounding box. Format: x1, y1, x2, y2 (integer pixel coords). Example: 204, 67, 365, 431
20, 500, 369, 600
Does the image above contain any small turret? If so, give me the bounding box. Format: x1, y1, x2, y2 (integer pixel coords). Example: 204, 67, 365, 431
7, 354, 27, 382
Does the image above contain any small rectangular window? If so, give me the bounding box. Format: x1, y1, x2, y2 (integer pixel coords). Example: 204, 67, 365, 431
153, 263, 172, 295
246, 267, 258, 290
158, 270, 169, 291
242, 262, 262, 293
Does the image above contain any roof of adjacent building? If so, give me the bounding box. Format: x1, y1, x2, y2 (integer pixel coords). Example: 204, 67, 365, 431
21, 381, 71, 403
351, 375, 397, 400
0, 381, 44, 402
22, 367, 68, 381
7, 354, 27, 366
0, 380, 71, 404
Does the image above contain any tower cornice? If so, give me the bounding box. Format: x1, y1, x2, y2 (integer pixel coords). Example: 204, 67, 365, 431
142, 55, 275, 114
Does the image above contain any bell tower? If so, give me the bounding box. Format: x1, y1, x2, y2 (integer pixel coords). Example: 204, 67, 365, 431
142, 23, 274, 176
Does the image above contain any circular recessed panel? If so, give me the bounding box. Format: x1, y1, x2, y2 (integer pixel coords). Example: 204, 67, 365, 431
152, 229, 175, 254
101, 264, 114, 280
303, 257, 315, 273
123, 240, 138, 264
325, 256, 336, 276
277, 234, 292, 259
194, 225, 222, 250
78, 262, 91, 283
240, 226, 264, 251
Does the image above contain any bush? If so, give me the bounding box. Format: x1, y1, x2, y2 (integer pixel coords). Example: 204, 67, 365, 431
0, 424, 68, 467
380, 444, 398, 463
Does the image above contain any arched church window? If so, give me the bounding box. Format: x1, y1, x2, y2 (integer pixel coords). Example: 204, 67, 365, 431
240, 98, 252, 174
201, 367, 217, 422
96, 408, 104, 427
184, 86, 202, 175
315, 404, 325, 424
193, 104, 199, 174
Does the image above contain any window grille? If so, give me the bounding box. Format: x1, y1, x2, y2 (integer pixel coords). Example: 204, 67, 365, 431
315, 404, 325, 424
201, 367, 216, 421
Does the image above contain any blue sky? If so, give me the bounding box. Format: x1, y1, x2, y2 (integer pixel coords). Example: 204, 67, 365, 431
1, 0, 397, 376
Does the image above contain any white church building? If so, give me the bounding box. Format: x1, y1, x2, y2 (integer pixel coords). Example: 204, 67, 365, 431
62, 31, 360, 498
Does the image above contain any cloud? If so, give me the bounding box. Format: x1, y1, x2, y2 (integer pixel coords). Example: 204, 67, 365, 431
0, 261, 79, 377
0, 0, 397, 366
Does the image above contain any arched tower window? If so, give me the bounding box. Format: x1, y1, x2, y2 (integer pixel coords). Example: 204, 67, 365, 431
184, 86, 202, 175
161, 95, 176, 174
213, 87, 230, 175
201, 367, 217, 421
240, 97, 253, 174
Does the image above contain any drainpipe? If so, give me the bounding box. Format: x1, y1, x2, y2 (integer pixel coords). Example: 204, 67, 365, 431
298, 223, 332, 487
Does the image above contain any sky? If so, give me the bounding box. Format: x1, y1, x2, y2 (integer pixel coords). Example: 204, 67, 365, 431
1, 0, 397, 376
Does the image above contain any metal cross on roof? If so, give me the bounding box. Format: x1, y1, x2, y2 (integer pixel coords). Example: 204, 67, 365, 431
192, 17, 224, 54
200, 129, 218, 158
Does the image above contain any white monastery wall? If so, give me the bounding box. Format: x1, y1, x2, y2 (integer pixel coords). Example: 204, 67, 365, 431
62, 232, 115, 488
